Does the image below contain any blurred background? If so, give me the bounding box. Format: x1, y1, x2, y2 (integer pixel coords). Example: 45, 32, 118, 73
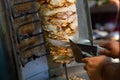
88, 0, 120, 41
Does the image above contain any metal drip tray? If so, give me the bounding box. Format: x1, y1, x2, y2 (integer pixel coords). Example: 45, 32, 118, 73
49, 64, 89, 80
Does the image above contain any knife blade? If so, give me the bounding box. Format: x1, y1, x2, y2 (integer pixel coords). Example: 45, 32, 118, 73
69, 39, 97, 63
69, 39, 83, 63
76, 43, 97, 56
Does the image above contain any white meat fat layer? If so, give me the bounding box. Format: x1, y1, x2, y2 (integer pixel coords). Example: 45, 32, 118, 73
40, 4, 76, 16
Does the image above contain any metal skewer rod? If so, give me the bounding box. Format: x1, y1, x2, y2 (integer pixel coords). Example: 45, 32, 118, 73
63, 63, 69, 80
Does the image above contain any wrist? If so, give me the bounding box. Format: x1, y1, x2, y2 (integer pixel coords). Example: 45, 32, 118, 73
102, 62, 119, 80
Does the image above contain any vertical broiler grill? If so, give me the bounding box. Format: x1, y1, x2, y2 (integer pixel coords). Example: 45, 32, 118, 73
4, 0, 48, 65
2, 0, 95, 80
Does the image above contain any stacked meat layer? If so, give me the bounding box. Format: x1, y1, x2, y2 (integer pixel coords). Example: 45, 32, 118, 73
38, 0, 79, 63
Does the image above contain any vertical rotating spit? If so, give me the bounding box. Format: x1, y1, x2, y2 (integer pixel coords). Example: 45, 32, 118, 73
4, 0, 93, 80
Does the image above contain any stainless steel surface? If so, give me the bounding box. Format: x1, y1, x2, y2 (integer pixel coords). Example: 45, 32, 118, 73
2, 0, 22, 80
76, 0, 93, 45
1, 0, 22, 79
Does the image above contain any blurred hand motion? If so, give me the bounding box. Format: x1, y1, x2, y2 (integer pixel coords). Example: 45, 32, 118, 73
99, 41, 120, 58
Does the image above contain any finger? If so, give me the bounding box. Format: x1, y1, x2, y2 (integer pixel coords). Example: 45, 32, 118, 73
98, 50, 110, 56
99, 42, 110, 49
81, 58, 90, 63
99, 41, 113, 50
99, 41, 108, 46
84, 65, 88, 70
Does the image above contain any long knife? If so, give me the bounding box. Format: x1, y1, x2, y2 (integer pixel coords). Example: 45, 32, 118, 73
69, 39, 97, 63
